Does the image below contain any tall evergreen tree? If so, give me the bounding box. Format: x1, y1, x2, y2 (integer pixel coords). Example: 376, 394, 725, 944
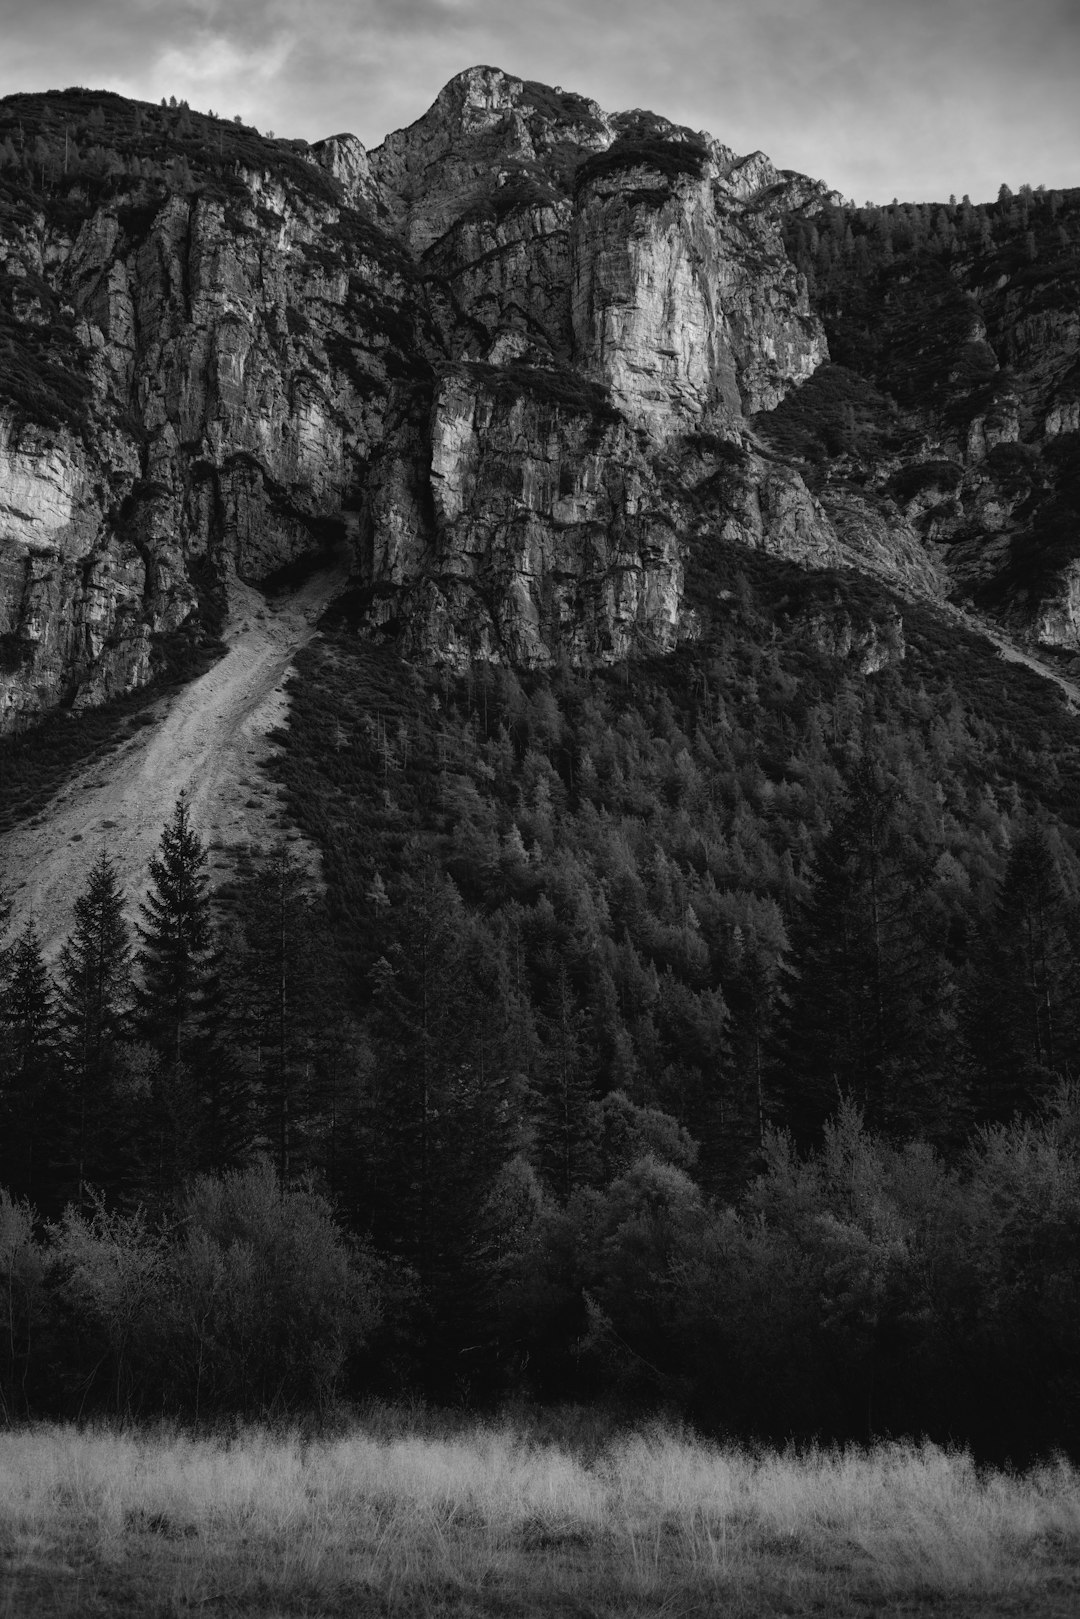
226, 841, 324, 1181
777, 762, 954, 1139
56, 849, 132, 1200
968, 824, 1078, 1119
0, 919, 58, 1204
135, 794, 216, 1197
0, 883, 12, 977
533, 964, 598, 1200
721, 931, 781, 1194
362, 865, 521, 1353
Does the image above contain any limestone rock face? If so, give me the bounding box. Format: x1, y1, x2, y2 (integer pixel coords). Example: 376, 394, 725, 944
1046, 400, 1080, 439
2, 68, 1076, 725
362, 368, 689, 668
0, 412, 153, 728
1034, 564, 1080, 649
308, 133, 382, 214
2, 70, 860, 726
367, 66, 612, 254
343, 69, 843, 667
0, 110, 421, 728
569, 165, 825, 435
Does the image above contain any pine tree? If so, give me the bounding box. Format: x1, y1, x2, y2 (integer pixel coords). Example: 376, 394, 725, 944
0, 920, 58, 1204
56, 849, 133, 1200
362, 866, 520, 1336
777, 762, 954, 1139
533, 964, 598, 1200
722, 932, 781, 1191
969, 824, 1077, 1119
228, 841, 323, 1181
0, 883, 12, 989
135, 794, 216, 1196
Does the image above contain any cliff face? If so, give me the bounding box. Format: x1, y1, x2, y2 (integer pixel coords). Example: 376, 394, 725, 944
361, 369, 690, 669
0, 94, 421, 728
352, 69, 845, 669
1, 70, 1077, 729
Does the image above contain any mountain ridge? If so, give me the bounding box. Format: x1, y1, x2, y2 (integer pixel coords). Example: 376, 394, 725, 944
0, 66, 1077, 738
7, 74, 1080, 1459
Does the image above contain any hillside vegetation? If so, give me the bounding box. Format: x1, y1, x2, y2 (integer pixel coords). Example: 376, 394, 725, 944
6, 544, 1080, 1458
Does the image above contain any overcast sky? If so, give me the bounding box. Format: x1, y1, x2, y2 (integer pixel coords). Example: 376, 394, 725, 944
2, 0, 1077, 204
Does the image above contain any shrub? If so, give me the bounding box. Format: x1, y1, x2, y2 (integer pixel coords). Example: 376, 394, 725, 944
163, 1161, 380, 1416
47, 1195, 169, 1417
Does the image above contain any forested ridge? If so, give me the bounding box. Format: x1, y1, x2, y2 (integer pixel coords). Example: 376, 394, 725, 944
5, 539, 1080, 1459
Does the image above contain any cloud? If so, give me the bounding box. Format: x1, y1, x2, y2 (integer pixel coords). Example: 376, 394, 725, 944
151, 29, 297, 119
1, 0, 1077, 202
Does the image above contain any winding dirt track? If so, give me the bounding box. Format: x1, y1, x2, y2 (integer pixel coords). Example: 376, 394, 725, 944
1, 565, 347, 959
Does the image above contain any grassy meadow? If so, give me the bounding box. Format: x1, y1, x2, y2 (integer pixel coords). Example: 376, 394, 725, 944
2, 1412, 1079, 1617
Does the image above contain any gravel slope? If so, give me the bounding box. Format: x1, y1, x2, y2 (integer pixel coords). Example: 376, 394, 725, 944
1, 565, 347, 958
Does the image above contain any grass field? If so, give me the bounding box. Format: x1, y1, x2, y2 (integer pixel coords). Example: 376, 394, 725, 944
2, 1412, 1079, 1617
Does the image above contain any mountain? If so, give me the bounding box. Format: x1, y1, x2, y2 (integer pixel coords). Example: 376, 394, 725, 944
6, 70, 1080, 1452
2, 66, 1076, 736
5, 64, 1080, 1159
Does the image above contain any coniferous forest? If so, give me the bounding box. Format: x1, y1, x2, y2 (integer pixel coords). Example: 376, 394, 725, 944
5, 538, 1080, 1464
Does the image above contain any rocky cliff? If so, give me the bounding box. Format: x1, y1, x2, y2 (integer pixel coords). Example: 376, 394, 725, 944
0, 90, 422, 728
1, 70, 1077, 729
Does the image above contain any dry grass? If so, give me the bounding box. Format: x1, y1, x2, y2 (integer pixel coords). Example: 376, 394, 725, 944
2, 1415, 1079, 1617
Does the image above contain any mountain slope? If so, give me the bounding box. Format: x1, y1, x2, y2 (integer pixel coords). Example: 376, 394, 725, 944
1, 562, 344, 954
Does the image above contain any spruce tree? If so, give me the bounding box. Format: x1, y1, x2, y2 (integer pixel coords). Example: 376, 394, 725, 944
135, 794, 216, 1196
970, 824, 1077, 1119
56, 850, 133, 1201
227, 841, 322, 1181
362, 866, 520, 1337
533, 964, 599, 1200
777, 762, 954, 1139
0, 919, 58, 1204
0, 882, 12, 970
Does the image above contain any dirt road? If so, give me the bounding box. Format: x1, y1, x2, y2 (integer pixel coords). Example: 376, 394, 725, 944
1, 564, 348, 959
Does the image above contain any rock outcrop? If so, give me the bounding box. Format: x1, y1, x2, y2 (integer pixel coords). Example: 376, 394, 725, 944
0, 101, 422, 728
1, 68, 1077, 728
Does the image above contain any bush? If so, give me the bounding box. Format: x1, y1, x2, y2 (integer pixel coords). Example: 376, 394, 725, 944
47, 1196, 169, 1417
163, 1162, 381, 1416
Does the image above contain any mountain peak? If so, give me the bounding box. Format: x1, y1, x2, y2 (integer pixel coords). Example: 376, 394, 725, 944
0, 66, 1077, 741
